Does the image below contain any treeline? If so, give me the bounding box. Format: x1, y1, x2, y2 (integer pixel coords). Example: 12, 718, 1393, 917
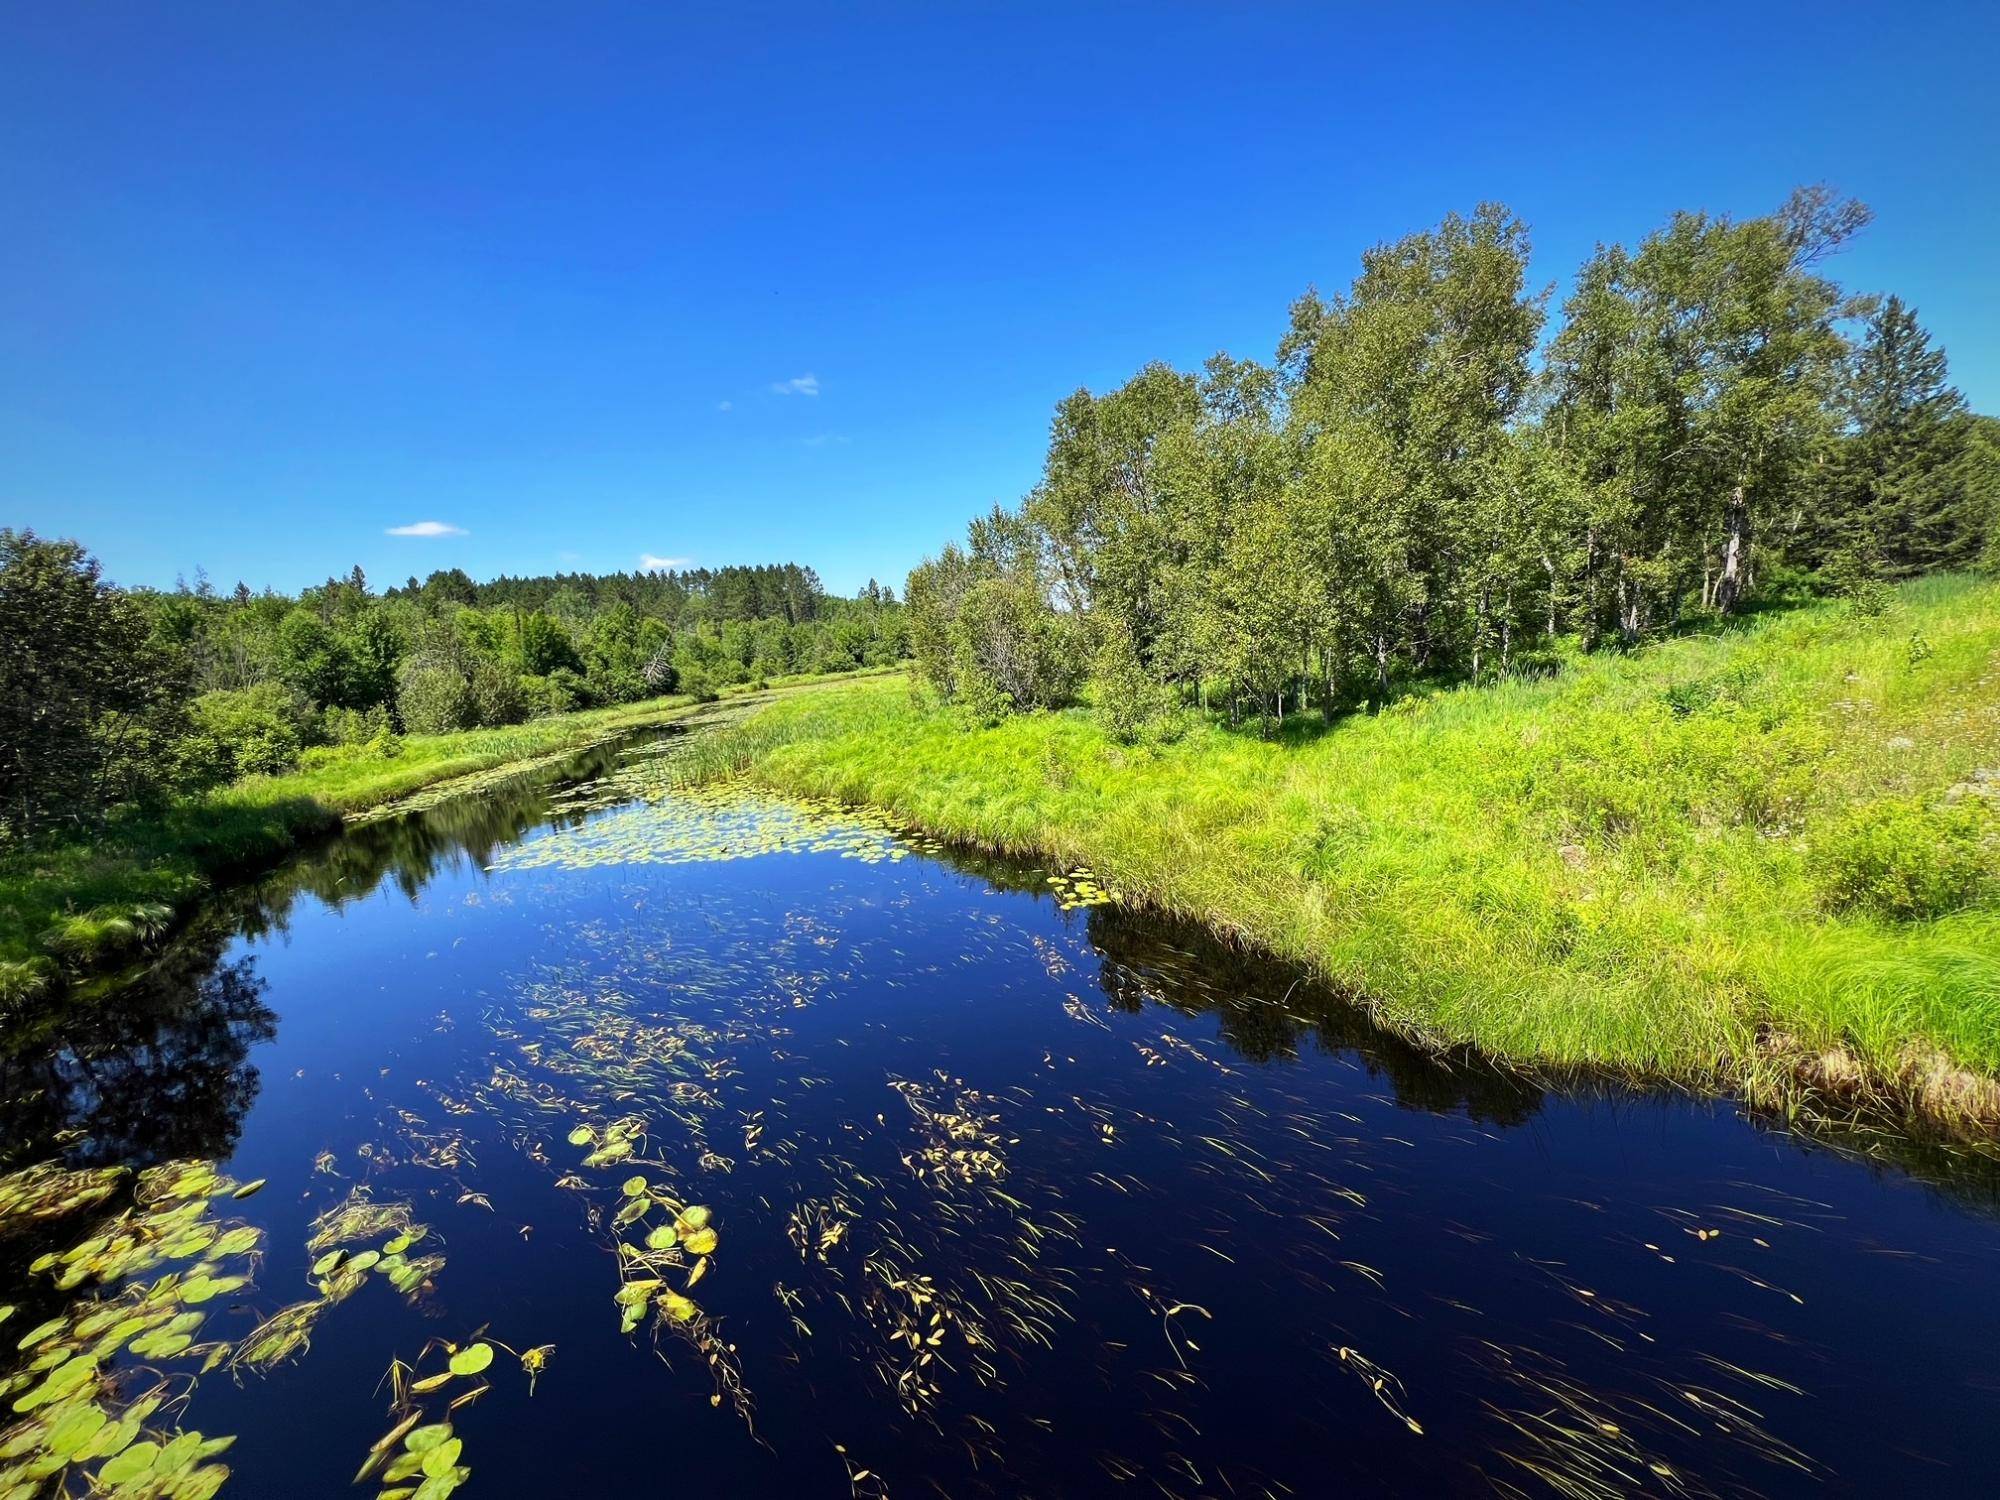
907, 189, 2000, 733
0, 542, 907, 841
382, 561, 840, 625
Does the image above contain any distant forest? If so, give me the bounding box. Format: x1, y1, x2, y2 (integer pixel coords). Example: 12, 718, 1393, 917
905, 189, 2000, 732
0, 546, 906, 840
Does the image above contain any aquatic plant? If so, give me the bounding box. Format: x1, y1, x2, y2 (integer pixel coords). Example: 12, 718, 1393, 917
0, 1160, 261, 1499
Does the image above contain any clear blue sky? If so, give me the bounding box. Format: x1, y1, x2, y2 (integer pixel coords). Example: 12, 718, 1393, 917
5, 2, 1996, 597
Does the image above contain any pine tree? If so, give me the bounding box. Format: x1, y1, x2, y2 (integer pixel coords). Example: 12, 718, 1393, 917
1834, 296, 1978, 576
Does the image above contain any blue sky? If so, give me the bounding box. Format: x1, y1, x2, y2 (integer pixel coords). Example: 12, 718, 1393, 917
5, 2, 1997, 597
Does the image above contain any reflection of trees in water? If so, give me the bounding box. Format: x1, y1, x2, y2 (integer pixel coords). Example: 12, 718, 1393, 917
0, 940, 275, 1170
1079, 904, 1545, 1125
0, 734, 660, 1173
226, 732, 660, 946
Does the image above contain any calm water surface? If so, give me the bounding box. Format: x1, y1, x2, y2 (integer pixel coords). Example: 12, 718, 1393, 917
5, 731, 2000, 1497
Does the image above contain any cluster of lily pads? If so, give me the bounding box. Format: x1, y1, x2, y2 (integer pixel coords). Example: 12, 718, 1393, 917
489, 778, 910, 874
0, 1160, 264, 1499
559, 1124, 720, 1336
354, 1333, 551, 1500
1044, 868, 1117, 910
232, 1189, 444, 1376
307, 1193, 443, 1301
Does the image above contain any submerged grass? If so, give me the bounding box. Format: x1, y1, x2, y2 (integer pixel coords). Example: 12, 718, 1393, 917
703, 574, 2000, 1128
0, 670, 893, 992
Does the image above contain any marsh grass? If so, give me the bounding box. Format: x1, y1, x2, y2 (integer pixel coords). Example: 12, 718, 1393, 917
705, 575, 2000, 1124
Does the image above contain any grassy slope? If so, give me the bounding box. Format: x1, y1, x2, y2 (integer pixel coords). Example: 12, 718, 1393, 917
0, 669, 894, 980
718, 577, 2000, 1116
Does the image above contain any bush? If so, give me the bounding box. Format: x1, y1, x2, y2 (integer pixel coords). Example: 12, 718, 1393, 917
468, 658, 527, 727
518, 673, 575, 719
183, 683, 311, 781
322, 703, 394, 746
396, 660, 474, 735
953, 577, 1082, 713
948, 647, 1012, 726
1815, 795, 1996, 921
1091, 618, 1172, 742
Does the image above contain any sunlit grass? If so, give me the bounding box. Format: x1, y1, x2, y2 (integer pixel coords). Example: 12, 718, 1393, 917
708, 575, 2000, 1116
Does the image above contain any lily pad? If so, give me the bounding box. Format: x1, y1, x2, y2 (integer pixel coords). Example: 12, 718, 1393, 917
446, 1342, 493, 1377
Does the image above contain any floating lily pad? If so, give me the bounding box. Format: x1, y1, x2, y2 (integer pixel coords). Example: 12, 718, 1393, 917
447, 1343, 493, 1377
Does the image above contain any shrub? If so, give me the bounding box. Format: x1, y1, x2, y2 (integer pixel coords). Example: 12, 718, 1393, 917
396, 660, 474, 735
1815, 796, 1996, 921
468, 658, 527, 726
954, 577, 1082, 713
322, 703, 394, 746
518, 673, 575, 718
1092, 617, 1172, 742
184, 683, 311, 780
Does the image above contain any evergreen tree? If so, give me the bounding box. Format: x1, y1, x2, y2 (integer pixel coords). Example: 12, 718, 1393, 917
1828, 295, 1980, 575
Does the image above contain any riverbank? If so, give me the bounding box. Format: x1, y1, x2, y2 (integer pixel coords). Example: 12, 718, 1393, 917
705, 575, 2000, 1131
0, 668, 893, 997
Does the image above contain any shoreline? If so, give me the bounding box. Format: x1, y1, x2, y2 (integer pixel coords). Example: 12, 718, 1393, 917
693, 579, 2000, 1139
0, 668, 894, 1003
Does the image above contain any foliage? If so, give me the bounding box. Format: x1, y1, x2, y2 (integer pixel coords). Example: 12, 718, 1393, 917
394, 659, 475, 736
181, 683, 314, 783
1814, 795, 1996, 921
0, 532, 189, 840
0, 538, 908, 857
899, 189, 1994, 733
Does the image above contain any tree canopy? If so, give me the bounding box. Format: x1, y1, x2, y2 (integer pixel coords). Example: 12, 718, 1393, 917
905, 189, 1996, 734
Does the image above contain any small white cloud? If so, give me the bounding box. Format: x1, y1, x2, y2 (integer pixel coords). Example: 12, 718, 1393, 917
716, 399, 733, 412
386, 520, 467, 538
556, 550, 583, 563
769, 373, 819, 397
638, 553, 693, 572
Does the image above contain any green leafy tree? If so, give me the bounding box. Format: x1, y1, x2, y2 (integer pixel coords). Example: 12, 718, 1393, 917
1549, 188, 1865, 638
0, 532, 187, 837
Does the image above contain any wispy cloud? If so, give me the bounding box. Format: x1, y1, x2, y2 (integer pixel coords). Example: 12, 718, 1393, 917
386, 520, 467, 538
638, 553, 692, 572
769, 373, 819, 397
803, 433, 850, 447
716, 399, 733, 412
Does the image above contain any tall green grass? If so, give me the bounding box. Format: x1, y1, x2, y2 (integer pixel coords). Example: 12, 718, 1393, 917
710, 575, 2000, 1117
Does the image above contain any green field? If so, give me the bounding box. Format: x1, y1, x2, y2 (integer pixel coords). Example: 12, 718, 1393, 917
704, 576, 2000, 1127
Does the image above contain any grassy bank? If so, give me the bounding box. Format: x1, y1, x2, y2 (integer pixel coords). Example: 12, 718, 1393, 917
0, 669, 893, 994
706, 576, 2000, 1128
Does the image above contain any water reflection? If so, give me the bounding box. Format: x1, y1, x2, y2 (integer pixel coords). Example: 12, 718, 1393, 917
1085, 903, 1545, 1124
0, 943, 274, 1172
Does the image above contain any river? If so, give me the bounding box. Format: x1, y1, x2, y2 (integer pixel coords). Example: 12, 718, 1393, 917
3, 726, 1998, 1497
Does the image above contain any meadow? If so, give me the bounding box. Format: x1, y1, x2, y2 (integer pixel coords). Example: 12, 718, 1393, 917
700, 576, 2000, 1127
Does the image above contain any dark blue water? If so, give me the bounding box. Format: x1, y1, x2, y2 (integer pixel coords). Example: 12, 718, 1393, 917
6, 733, 2000, 1497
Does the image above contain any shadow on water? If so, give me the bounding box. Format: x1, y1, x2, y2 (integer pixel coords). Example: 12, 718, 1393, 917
1081, 902, 1545, 1125
0, 941, 274, 1173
